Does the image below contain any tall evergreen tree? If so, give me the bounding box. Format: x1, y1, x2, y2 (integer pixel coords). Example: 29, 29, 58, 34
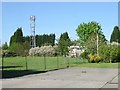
110, 26, 120, 43
10, 27, 24, 46
35, 34, 55, 47
9, 27, 25, 56
58, 32, 71, 55
50, 34, 55, 46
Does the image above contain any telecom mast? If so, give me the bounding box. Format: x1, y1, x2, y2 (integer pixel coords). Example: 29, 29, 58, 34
30, 16, 36, 48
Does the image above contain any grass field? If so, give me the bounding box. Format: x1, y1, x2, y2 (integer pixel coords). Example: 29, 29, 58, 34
2, 56, 83, 71
1, 56, 119, 71
1, 56, 119, 78
74, 63, 118, 68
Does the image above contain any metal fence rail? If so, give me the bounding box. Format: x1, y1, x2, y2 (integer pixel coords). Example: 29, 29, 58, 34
1, 56, 86, 78
2, 56, 84, 71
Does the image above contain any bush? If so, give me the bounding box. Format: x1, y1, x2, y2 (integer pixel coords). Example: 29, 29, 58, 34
88, 54, 95, 63
88, 54, 101, 63
9, 43, 24, 56
94, 55, 101, 63
98, 44, 110, 63
2, 50, 17, 57
99, 44, 120, 63
80, 50, 89, 59
110, 45, 120, 63
29, 45, 58, 56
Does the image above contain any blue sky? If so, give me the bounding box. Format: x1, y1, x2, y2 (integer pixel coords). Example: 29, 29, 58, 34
2, 2, 118, 45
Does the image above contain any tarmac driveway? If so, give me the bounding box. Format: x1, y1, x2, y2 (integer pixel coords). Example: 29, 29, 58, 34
2, 68, 119, 88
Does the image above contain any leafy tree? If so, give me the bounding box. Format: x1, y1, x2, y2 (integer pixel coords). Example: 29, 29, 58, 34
110, 26, 120, 43
85, 32, 106, 55
98, 43, 110, 63
58, 32, 71, 56
9, 43, 22, 55
99, 44, 120, 63
80, 50, 89, 59
76, 21, 106, 46
110, 45, 120, 63
70, 40, 79, 46
23, 41, 30, 56
2, 42, 8, 50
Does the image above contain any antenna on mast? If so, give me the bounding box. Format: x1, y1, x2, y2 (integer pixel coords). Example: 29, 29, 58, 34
30, 16, 36, 48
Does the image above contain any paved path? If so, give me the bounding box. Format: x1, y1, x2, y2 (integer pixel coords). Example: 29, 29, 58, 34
2, 68, 119, 88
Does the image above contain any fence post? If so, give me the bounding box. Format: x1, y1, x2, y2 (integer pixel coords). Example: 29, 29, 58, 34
25, 56, 28, 71
57, 55, 59, 69
76, 57, 77, 64
44, 55, 46, 70
67, 57, 69, 68
2, 56, 4, 70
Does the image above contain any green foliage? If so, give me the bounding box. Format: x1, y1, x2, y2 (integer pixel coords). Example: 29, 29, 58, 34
80, 50, 89, 59
9, 43, 24, 56
99, 44, 120, 63
110, 26, 120, 43
58, 32, 71, 55
85, 33, 97, 54
27, 34, 56, 47
10, 27, 24, 46
23, 36, 30, 43
37, 34, 55, 47
50, 34, 55, 46
76, 21, 106, 46
23, 41, 30, 56
9, 41, 30, 56
9, 27, 25, 56
2, 42, 8, 50
70, 40, 80, 46
98, 44, 110, 63
110, 45, 120, 63
85, 32, 106, 55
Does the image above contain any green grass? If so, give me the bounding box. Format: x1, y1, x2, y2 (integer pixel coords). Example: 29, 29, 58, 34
2, 56, 81, 71
1, 56, 119, 71
1, 56, 119, 78
72, 63, 119, 68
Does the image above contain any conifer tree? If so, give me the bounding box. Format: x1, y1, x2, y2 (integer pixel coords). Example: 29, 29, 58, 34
110, 26, 120, 43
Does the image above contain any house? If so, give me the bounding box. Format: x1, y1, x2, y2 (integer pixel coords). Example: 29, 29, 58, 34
68, 45, 84, 57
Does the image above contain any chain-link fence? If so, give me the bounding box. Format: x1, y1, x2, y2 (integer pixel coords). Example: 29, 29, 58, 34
2, 56, 86, 78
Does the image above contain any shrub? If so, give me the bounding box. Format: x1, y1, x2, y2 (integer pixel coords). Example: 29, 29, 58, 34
110, 45, 120, 63
80, 50, 89, 59
98, 43, 120, 63
88, 54, 95, 63
2, 50, 17, 57
2, 42, 8, 50
94, 55, 101, 63
88, 54, 101, 63
29, 45, 58, 56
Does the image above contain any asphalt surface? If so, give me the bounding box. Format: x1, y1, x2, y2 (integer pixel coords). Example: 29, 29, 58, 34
2, 68, 119, 88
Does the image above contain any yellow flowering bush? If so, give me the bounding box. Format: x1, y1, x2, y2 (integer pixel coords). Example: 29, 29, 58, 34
88, 54, 101, 63
94, 55, 101, 63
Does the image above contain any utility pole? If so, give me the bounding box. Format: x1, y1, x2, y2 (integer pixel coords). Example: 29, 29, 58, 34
97, 32, 99, 56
